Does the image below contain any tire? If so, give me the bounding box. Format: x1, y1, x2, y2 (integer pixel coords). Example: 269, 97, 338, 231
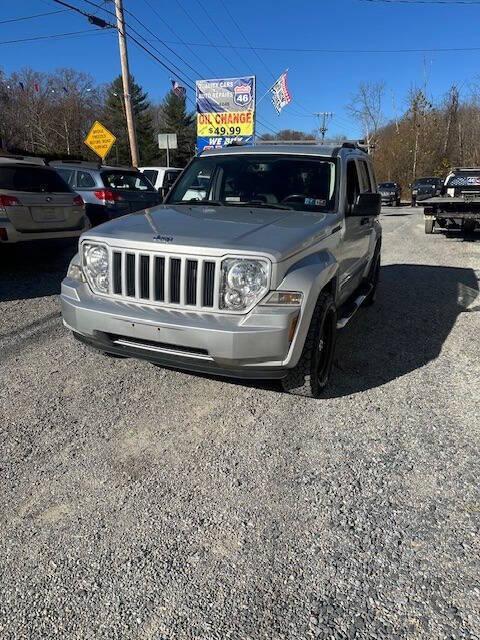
464, 219, 476, 234
364, 248, 381, 306
396, 198, 401, 207
411, 200, 416, 208
281, 292, 337, 398
425, 218, 435, 234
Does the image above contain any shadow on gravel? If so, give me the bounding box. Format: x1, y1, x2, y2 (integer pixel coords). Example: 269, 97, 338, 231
160, 263, 479, 398
441, 230, 480, 243
325, 263, 479, 398
0, 241, 76, 302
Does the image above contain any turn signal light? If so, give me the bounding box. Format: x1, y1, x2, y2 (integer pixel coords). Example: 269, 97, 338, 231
94, 189, 122, 204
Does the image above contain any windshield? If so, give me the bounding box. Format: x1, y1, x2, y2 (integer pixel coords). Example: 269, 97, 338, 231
414, 177, 442, 186
379, 182, 396, 189
167, 154, 337, 212
446, 173, 480, 188
101, 171, 155, 191
0, 166, 72, 193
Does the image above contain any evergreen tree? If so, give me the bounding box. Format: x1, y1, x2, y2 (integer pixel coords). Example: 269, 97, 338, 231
157, 90, 195, 167
103, 75, 157, 165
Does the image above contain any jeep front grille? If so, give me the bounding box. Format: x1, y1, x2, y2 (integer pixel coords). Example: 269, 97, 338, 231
109, 249, 221, 310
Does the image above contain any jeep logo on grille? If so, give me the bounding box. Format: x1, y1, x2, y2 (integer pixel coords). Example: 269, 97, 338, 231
153, 234, 174, 243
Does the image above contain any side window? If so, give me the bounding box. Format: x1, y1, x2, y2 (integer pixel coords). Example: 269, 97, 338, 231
346, 160, 360, 207
358, 160, 372, 193
76, 171, 95, 188
56, 168, 74, 187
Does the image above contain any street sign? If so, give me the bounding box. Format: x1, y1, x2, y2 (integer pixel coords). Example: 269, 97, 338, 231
158, 133, 178, 150
84, 121, 116, 161
158, 133, 177, 167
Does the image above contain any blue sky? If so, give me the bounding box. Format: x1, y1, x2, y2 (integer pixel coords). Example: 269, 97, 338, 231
2, 0, 480, 139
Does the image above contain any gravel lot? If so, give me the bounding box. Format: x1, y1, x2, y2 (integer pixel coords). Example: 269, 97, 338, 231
1, 207, 479, 639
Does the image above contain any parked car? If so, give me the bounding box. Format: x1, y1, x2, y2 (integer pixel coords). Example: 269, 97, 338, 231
61, 141, 382, 398
424, 167, 480, 234
378, 181, 401, 207
411, 177, 444, 206
138, 166, 182, 198
0, 155, 89, 244
50, 160, 161, 227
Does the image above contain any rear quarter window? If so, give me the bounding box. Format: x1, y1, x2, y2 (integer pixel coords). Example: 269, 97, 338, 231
0, 166, 72, 192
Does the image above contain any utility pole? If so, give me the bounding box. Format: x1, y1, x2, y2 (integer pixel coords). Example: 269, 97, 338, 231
315, 112, 333, 142
114, 0, 139, 167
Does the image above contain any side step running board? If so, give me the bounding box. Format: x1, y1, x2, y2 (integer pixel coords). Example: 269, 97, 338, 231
336, 285, 373, 329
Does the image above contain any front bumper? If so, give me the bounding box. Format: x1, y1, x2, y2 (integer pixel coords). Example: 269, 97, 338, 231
61, 279, 301, 379
0, 215, 90, 243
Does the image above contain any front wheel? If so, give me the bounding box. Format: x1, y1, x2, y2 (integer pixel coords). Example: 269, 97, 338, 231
425, 218, 435, 234
281, 292, 337, 398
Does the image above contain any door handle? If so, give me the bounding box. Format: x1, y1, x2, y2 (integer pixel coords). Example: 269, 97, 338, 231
360, 216, 371, 225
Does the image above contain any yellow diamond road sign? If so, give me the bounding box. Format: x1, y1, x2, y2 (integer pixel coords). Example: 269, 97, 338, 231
84, 120, 116, 160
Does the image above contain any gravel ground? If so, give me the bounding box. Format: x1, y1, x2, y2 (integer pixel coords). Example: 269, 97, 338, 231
1, 207, 479, 640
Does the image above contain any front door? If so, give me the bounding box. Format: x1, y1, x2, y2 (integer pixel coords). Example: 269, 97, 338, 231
338, 159, 372, 300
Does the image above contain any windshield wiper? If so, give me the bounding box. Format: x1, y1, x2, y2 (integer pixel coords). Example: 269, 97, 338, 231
225, 201, 292, 211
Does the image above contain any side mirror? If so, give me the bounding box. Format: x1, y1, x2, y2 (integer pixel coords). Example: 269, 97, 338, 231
352, 192, 381, 217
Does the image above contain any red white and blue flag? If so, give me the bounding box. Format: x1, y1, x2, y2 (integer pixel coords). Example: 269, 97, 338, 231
270, 72, 292, 114
171, 79, 186, 98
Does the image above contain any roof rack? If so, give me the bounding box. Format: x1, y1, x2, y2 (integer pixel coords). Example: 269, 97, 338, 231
258, 139, 319, 145
257, 139, 370, 152
49, 159, 102, 169
0, 154, 46, 166
450, 167, 480, 172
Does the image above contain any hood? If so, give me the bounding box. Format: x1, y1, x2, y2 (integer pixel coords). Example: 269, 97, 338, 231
85, 203, 333, 261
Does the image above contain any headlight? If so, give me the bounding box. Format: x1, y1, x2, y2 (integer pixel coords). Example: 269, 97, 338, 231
412, 189, 418, 195
220, 258, 269, 311
83, 243, 109, 293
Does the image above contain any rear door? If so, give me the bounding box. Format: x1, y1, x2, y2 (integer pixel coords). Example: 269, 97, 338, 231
0, 165, 83, 232
101, 170, 161, 212
339, 159, 372, 299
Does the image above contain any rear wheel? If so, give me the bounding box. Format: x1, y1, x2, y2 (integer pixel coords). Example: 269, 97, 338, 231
425, 218, 435, 234
281, 292, 337, 398
464, 219, 476, 234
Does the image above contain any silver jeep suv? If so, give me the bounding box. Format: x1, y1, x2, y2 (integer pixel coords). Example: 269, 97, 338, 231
61, 143, 382, 397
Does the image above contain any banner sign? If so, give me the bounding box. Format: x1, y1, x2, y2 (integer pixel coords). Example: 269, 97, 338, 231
196, 76, 255, 152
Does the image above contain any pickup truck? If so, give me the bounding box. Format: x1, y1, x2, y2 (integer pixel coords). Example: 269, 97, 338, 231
61, 142, 382, 398
424, 167, 480, 234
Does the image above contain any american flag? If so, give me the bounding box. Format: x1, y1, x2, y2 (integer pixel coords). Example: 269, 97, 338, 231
171, 79, 186, 99
449, 175, 480, 187
270, 72, 292, 115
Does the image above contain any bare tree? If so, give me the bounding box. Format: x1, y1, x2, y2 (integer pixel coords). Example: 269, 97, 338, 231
348, 82, 385, 149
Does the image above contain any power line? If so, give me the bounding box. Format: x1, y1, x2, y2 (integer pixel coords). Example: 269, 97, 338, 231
0, 10, 65, 25
0, 28, 111, 46
140, 0, 218, 77
157, 39, 480, 54
52, 0, 280, 135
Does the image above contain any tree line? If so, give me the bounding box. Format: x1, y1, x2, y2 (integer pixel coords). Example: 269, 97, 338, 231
0, 67, 195, 167
2, 67, 480, 189
348, 81, 480, 189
